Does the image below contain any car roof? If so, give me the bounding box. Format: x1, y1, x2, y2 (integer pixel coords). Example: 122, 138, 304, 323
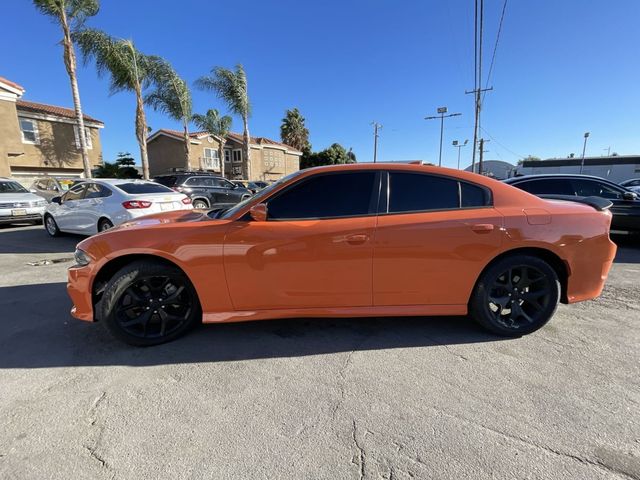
504, 173, 620, 183
78, 179, 157, 186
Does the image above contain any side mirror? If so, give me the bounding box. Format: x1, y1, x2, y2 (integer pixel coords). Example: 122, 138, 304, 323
623, 191, 637, 201
249, 203, 268, 221
51, 196, 62, 205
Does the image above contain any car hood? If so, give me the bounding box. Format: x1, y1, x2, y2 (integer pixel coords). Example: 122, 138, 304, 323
0, 192, 45, 203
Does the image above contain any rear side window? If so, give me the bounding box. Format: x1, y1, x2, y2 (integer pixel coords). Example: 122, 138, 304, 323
267, 172, 377, 220
85, 183, 113, 199
389, 173, 459, 213
154, 176, 177, 187
461, 182, 490, 207
116, 183, 173, 194
571, 179, 623, 200
63, 183, 86, 201
516, 179, 575, 196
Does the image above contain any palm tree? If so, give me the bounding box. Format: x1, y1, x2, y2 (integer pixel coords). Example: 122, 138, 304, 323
33, 0, 99, 178
145, 61, 193, 170
74, 28, 163, 179
280, 108, 310, 154
192, 109, 232, 178
196, 65, 252, 179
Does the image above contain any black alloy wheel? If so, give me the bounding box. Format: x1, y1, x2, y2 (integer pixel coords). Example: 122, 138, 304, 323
101, 261, 200, 346
470, 255, 560, 336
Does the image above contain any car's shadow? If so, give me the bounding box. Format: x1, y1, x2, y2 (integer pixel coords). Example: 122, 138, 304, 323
0, 282, 503, 369
611, 233, 640, 263
0, 225, 82, 254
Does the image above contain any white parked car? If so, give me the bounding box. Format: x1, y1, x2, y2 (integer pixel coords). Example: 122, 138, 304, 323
44, 179, 193, 236
0, 178, 47, 225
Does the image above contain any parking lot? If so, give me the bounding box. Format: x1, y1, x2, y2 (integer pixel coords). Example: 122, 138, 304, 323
0, 224, 638, 480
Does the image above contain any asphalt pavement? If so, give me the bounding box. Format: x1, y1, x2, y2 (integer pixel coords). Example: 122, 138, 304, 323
0, 224, 639, 480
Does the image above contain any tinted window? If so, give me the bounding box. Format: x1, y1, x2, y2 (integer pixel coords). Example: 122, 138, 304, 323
571, 179, 623, 199
461, 182, 490, 207
116, 183, 173, 194
63, 184, 86, 201
154, 176, 177, 187
85, 183, 113, 199
213, 178, 234, 189
184, 177, 203, 186
515, 179, 575, 195
268, 172, 377, 220
389, 173, 459, 213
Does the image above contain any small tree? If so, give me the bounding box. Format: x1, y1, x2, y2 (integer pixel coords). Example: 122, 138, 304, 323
280, 108, 310, 153
74, 28, 165, 179
145, 61, 193, 170
196, 65, 252, 178
192, 109, 232, 177
94, 152, 140, 178
33, 0, 99, 178
301, 143, 353, 169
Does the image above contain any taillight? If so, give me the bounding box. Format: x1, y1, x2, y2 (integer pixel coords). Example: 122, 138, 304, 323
181, 197, 192, 204
122, 200, 152, 209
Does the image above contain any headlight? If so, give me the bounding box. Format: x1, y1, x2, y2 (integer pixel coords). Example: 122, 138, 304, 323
35, 200, 47, 207
74, 248, 92, 267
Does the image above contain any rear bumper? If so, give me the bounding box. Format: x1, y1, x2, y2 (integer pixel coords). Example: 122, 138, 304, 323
565, 234, 617, 303
68, 264, 95, 321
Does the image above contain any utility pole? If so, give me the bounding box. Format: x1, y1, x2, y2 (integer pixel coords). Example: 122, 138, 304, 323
371, 122, 382, 163
452, 139, 469, 170
579, 132, 590, 174
603, 146, 611, 156
478, 138, 490, 175
425, 107, 461, 167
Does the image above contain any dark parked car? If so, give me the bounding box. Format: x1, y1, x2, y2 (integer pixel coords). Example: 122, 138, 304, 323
30, 177, 82, 202
154, 173, 252, 209
231, 180, 269, 194
620, 178, 640, 194
504, 174, 640, 232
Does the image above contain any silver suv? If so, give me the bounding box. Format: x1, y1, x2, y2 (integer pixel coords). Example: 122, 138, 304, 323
0, 178, 47, 225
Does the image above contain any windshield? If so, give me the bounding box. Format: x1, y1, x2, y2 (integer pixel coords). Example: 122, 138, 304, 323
116, 182, 174, 194
218, 171, 304, 219
0, 181, 28, 194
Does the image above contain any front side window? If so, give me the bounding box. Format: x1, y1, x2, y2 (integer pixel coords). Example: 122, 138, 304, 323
63, 184, 86, 202
85, 183, 112, 199
73, 125, 93, 149
19, 117, 39, 144
516, 178, 575, 196
388, 173, 459, 213
571, 179, 623, 199
267, 172, 377, 220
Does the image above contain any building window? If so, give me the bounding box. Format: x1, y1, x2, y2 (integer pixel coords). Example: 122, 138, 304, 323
73, 125, 93, 149
203, 148, 220, 170
19, 117, 39, 144
263, 149, 284, 169
224, 150, 232, 163
232, 150, 242, 163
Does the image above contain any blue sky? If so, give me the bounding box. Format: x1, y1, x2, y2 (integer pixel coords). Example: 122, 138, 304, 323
4, 0, 640, 168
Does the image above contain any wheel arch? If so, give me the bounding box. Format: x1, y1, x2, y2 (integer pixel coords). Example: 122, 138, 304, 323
475, 247, 569, 304
191, 196, 210, 207
91, 253, 199, 321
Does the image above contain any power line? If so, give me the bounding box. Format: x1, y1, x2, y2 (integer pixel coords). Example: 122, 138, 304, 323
479, 126, 525, 159
483, 0, 508, 102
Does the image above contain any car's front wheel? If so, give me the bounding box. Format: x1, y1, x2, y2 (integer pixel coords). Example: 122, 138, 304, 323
44, 214, 61, 237
100, 260, 201, 346
192, 199, 209, 209
469, 255, 560, 336
98, 218, 114, 232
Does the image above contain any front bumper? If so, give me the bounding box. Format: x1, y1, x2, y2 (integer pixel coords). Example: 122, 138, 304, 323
0, 206, 45, 224
68, 264, 95, 321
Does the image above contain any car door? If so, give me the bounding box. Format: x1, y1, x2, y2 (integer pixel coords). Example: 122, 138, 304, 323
372, 171, 503, 307
211, 178, 235, 203
82, 183, 113, 233
223, 170, 380, 311
570, 178, 640, 231
55, 183, 87, 231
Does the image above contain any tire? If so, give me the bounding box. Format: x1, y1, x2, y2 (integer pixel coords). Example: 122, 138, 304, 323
44, 214, 61, 237
192, 199, 209, 209
98, 218, 114, 232
469, 255, 560, 337
100, 260, 201, 346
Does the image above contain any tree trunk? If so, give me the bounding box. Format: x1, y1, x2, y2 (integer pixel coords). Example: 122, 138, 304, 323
243, 115, 251, 180
134, 83, 150, 179
218, 139, 226, 178
60, 9, 91, 178
182, 118, 191, 171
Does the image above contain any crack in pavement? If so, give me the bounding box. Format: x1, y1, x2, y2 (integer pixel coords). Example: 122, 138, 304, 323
351, 419, 366, 480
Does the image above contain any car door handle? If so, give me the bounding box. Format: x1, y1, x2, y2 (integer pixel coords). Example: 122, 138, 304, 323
346, 234, 369, 245
470, 223, 495, 233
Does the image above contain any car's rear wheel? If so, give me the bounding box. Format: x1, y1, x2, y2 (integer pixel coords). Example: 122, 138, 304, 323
100, 260, 201, 346
44, 214, 61, 237
192, 199, 209, 209
469, 255, 560, 336
98, 218, 114, 232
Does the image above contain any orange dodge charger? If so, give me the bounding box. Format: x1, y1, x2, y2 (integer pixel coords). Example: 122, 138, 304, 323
67, 163, 617, 346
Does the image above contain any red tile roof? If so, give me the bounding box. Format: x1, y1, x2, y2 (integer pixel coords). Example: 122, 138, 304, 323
153, 129, 301, 153
0, 76, 25, 92
16, 100, 103, 125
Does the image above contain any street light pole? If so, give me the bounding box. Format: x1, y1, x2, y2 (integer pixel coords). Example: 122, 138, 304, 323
452, 139, 469, 170
579, 132, 590, 174
425, 107, 461, 167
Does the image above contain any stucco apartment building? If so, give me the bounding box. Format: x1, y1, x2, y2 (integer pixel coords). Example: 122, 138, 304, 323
147, 129, 302, 181
0, 76, 104, 182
